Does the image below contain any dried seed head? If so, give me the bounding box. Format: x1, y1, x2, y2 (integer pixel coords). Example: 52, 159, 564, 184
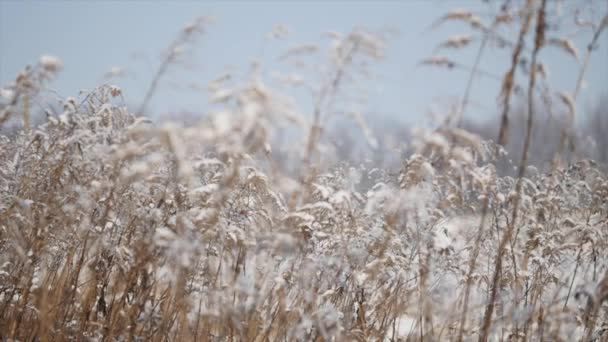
109, 85, 122, 98
430, 9, 486, 31
419, 56, 456, 69
547, 38, 579, 61
467, 16, 486, 30
495, 12, 514, 25
39, 55, 63, 73
63, 97, 78, 111
557, 91, 576, 119
431, 9, 473, 29
183, 16, 214, 34
535, 63, 549, 79
279, 44, 319, 61
350, 29, 386, 60
436, 35, 474, 50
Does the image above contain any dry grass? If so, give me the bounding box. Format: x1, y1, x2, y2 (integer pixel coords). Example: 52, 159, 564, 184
1, 1, 608, 341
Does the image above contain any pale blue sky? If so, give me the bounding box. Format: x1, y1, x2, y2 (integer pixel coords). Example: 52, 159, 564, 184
1, 0, 606, 125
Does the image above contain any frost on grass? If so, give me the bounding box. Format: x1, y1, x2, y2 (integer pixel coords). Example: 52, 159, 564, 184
2, 89, 606, 339
1, 9, 608, 342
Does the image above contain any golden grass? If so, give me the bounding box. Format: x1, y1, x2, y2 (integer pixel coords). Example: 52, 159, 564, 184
1, 1, 608, 341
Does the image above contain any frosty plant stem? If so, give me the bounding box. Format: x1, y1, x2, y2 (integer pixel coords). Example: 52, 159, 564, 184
303, 34, 361, 169
137, 17, 210, 116
555, 13, 608, 164
455, 0, 510, 127
495, 0, 535, 150
457, 196, 490, 342
479, 0, 546, 340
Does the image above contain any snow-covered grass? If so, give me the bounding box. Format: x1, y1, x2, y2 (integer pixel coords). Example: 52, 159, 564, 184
1, 1, 607, 341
